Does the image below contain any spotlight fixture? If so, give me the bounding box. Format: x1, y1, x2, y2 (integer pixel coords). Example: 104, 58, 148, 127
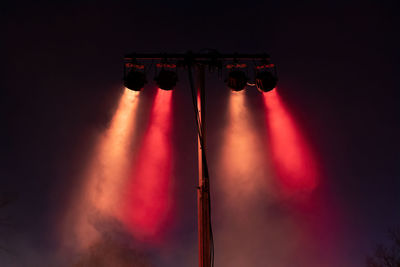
226, 63, 248, 91
124, 62, 147, 91
155, 64, 178, 90
255, 71, 278, 92
255, 63, 278, 92
226, 70, 248, 91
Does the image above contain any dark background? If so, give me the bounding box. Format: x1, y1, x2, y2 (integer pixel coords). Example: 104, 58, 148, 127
1, 0, 399, 266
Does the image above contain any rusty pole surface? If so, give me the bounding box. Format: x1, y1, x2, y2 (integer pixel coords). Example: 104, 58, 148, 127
197, 64, 211, 267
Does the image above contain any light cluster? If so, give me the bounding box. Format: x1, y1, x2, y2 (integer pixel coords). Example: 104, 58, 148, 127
123, 56, 278, 92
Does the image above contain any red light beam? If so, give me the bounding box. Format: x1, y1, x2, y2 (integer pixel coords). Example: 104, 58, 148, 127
121, 89, 174, 243
263, 89, 318, 195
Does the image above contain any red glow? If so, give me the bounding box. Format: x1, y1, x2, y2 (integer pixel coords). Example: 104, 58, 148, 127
263, 90, 318, 194
121, 89, 174, 243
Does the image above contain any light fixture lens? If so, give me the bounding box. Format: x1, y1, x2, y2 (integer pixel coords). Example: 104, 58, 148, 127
256, 71, 278, 92
124, 70, 147, 91
226, 70, 248, 91
155, 69, 178, 91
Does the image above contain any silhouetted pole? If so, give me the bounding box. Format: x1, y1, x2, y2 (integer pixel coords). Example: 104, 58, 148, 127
197, 64, 211, 267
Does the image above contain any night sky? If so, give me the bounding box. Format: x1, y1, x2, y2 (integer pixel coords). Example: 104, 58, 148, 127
1, 0, 400, 266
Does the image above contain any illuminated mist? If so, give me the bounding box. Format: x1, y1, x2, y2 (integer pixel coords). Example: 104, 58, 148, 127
213, 91, 301, 267
56, 87, 341, 266
210, 89, 342, 266
262, 89, 341, 265
263, 89, 318, 194
60, 88, 140, 251
217, 91, 275, 206
57, 88, 176, 266
120, 89, 175, 243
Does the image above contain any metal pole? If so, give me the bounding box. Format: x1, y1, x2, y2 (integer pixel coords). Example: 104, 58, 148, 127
197, 64, 211, 267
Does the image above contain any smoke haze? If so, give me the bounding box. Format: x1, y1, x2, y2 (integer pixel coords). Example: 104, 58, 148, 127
1, 0, 399, 266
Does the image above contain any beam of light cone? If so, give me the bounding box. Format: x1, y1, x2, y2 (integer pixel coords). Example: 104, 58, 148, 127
214, 91, 285, 267
121, 89, 174, 243
219, 91, 270, 201
61, 88, 140, 250
92, 89, 140, 214
263, 90, 344, 264
263, 89, 318, 194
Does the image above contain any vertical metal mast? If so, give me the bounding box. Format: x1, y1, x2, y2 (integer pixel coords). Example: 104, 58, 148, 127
197, 64, 211, 267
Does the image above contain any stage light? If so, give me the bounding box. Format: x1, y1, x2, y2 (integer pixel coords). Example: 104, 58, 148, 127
124, 62, 147, 91
226, 70, 248, 91
124, 70, 147, 91
155, 69, 178, 91
255, 62, 278, 93
256, 71, 278, 92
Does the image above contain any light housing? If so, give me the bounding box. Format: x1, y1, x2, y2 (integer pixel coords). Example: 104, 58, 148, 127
155, 69, 178, 91
124, 62, 147, 91
124, 71, 147, 91
255, 71, 278, 92
226, 70, 248, 91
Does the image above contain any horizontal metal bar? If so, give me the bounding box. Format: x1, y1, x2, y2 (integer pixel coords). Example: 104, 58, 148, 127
124, 52, 271, 60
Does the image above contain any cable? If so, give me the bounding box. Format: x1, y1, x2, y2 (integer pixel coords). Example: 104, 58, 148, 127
187, 65, 204, 143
